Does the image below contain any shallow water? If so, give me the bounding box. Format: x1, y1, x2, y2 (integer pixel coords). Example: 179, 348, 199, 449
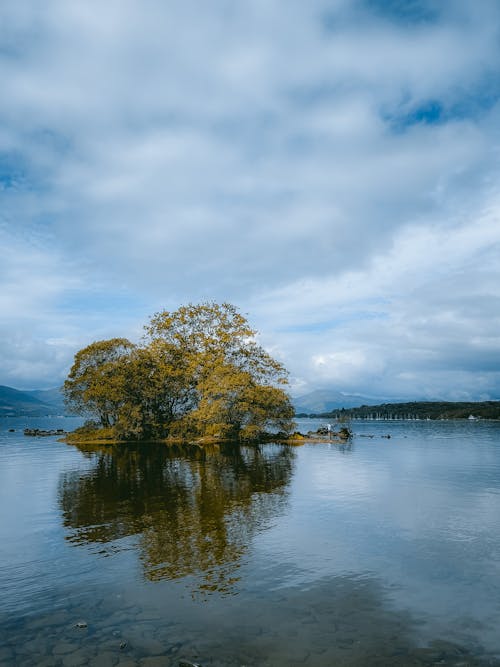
1, 417, 500, 666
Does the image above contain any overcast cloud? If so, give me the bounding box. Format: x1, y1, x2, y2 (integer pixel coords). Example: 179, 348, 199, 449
1, 0, 500, 399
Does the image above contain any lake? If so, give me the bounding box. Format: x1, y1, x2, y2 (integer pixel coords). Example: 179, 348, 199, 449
1, 417, 500, 666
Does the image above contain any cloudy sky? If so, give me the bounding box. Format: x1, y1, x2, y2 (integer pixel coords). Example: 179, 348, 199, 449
1, 0, 500, 400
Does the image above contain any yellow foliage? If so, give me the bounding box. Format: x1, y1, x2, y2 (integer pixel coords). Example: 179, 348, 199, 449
64, 303, 295, 442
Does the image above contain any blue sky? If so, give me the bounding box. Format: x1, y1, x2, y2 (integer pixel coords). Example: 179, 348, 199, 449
1, 0, 500, 400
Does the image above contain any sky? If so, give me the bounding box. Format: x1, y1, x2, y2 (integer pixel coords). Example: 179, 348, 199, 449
1, 0, 500, 400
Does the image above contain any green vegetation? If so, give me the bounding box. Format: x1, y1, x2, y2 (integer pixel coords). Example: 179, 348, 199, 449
64, 302, 295, 443
309, 401, 500, 420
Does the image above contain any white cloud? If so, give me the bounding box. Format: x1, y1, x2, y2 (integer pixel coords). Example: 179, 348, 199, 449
1, 0, 500, 396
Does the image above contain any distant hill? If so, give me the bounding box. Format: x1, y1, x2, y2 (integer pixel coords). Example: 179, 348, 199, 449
293, 389, 382, 415
315, 400, 500, 420
25, 387, 66, 413
0, 385, 68, 417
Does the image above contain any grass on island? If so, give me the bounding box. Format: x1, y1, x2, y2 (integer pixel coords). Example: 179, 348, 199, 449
64, 424, 352, 447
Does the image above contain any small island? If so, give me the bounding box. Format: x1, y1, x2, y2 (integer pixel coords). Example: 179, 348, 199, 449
64, 302, 299, 445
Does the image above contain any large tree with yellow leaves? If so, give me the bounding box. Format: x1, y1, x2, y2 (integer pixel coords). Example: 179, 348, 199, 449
64, 303, 294, 441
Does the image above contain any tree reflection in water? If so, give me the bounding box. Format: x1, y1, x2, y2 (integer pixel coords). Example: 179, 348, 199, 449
58, 442, 296, 594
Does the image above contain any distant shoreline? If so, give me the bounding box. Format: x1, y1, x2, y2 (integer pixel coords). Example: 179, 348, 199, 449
296, 399, 500, 421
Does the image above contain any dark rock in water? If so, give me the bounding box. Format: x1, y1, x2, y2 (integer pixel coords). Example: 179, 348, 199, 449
8, 428, 15, 432
24, 428, 68, 437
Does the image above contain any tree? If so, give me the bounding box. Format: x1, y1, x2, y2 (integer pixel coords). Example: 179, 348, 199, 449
145, 302, 293, 439
63, 338, 135, 427
64, 303, 295, 441
113, 342, 196, 440
190, 364, 295, 440
146, 302, 288, 384
146, 302, 255, 359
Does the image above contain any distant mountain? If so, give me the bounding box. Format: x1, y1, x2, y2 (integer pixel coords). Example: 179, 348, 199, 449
25, 387, 66, 412
0, 385, 68, 417
292, 389, 383, 414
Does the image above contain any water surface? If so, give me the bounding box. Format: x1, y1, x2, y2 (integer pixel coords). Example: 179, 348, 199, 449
1, 417, 500, 666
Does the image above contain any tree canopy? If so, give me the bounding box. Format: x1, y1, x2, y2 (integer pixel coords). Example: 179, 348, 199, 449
64, 303, 295, 442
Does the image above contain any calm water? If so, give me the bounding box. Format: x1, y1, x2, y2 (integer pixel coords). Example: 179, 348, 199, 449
1, 417, 500, 666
